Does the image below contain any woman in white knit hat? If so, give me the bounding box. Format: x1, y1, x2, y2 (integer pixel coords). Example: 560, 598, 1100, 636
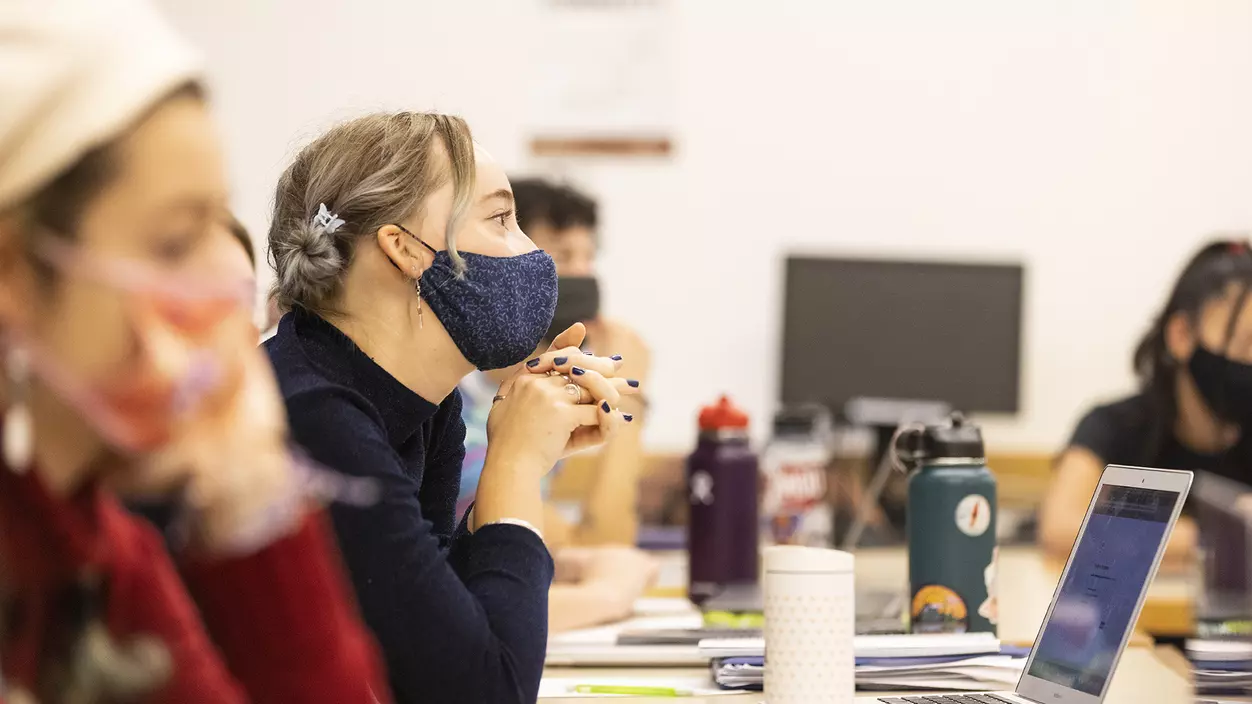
0, 1, 389, 702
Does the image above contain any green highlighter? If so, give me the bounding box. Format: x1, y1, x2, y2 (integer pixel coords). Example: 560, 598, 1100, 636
701, 609, 765, 629
571, 684, 693, 697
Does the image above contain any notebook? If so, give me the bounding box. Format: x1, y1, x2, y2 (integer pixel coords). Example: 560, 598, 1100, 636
714, 647, 1031, 692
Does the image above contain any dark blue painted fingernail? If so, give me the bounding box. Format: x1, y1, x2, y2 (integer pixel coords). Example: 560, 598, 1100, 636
601, 401, 611, 413
623, 413, 634, 422
571, 366, 586, 376
611, 355, 623, 361
554, 356, 569, 365
526, 358, 540, 368
627, 379, 640, 388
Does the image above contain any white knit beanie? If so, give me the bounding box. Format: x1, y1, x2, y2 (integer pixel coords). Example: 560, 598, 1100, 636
0, 0, 203, 211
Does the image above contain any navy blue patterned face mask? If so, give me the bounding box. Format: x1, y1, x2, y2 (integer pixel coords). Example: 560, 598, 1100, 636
399, 226, 557, 370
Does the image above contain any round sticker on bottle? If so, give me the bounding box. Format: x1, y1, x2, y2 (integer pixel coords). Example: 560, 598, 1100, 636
955, 494, 991, 537
911, 584, 968, 634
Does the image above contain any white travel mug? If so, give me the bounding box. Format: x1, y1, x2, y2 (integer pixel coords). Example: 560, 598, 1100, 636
763, 545, 855, 704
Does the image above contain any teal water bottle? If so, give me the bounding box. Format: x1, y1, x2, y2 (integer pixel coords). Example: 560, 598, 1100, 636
894, 413, 997, 635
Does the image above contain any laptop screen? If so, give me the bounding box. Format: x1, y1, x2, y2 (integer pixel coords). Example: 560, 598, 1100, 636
1026, 485, 1180, 695
1194, 472, 1252, 632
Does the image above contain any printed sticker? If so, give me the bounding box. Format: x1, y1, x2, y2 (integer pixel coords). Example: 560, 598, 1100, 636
911, 584, 968, 634
690, 470, 714, 505
955, 494, 991, 537
978, 546, 999, 625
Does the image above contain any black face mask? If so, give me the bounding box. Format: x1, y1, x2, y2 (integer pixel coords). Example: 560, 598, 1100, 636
545, 276, 600, 344
1188, 345, 1252, 427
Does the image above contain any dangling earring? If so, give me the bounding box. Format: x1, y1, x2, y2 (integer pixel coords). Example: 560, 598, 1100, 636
4, 347, 32, 473
413, 267, 424, 329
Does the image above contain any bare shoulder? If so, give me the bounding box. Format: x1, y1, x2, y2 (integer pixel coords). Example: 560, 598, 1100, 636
600, 319, 649, 359
598, 318, 650, 377
600, 318, 646, 345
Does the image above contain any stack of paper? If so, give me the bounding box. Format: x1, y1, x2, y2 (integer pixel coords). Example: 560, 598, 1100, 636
546, 606, 709, 667
548, 605, 1005, 671
698, 632, 1003, 660
1187, 639, 1252, 696
1193, 668, 1252, 695
712, 650, 1028, 692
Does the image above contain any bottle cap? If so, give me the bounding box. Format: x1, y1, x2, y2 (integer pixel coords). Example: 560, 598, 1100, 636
923, 412, 985, 460
763, 545, 854, 574
772, 405, 823, 436
699, 395, 749, 431
893, 411, 985, 468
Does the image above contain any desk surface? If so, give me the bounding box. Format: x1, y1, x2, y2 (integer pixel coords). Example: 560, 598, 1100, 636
540, 647, 1190, 703
540, 545, 1197, 701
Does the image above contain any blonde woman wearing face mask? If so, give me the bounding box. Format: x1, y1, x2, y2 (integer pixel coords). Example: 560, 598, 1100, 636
0, 1, 389, 702
455, 179, 658, 633
264, 113, 637, 704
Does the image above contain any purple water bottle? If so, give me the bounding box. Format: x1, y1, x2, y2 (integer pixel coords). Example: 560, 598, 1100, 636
687, 396, 760, 605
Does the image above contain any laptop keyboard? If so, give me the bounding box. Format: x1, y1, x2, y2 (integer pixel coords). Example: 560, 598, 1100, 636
877, 695, 1018, 704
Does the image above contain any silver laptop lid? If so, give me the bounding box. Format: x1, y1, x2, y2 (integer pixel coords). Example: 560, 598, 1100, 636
1194, 471, 1252, 634
1016, 466, 1191, 704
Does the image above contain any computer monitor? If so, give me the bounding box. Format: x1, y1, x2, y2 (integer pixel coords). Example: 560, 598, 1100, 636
780, 256, 1024, 415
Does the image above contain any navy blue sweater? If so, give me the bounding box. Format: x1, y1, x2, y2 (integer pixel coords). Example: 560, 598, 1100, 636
265, 309, 554, 704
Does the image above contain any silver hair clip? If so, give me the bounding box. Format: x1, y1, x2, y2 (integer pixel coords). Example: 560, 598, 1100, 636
312, 203, 345, 234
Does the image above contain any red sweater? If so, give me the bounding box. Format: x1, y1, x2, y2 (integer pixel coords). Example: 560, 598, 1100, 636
0, 466, 390, 703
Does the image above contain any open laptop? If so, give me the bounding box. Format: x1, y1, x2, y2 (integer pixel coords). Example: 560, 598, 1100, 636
1193, 471, 1252, 638
860, 464, 1191, 703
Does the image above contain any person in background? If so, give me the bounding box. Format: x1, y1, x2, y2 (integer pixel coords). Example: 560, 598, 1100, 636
264, 113, 639, 703
455, 179, 656, 632
1041, 240, 1252, 565
0, 1, 388, 702
218, 218, 284, 339
458, 179, 649, 544
226, 215, 257, 275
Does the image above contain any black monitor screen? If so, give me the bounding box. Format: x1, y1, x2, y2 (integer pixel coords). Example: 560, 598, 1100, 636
780, 256, 1023, 414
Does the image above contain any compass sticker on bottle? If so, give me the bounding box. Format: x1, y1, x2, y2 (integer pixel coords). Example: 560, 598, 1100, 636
955, 494, 991, 537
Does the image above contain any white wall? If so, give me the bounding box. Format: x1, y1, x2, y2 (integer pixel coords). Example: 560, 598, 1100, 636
158, 0, 1252, 453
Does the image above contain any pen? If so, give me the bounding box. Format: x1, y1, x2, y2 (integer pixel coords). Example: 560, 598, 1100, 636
571, 684, 693, 696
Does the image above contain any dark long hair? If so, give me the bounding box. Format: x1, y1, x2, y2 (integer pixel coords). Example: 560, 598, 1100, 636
1133, 239, 1252, 463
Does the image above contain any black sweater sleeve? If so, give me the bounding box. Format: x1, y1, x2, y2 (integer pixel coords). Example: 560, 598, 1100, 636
417, 390, 467, 544
286, 388, 553, 704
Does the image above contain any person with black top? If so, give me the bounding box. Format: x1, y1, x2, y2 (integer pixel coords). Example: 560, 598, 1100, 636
263, 112, 638, 704
1040, 240, 1252, 564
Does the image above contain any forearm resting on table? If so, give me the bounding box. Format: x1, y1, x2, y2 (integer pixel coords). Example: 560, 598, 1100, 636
1041, 504, 1196, 565
474, 454, 546, 533
549, 580, 636, 633
573, 397, 644, 546
1039, 450, 1196, 566
1162, 518, 1198, 569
